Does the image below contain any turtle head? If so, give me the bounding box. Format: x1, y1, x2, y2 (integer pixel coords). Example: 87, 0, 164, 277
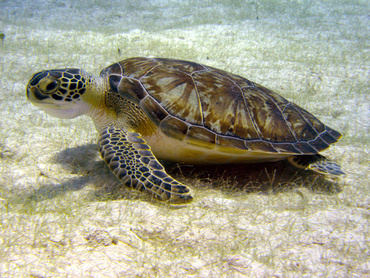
26, 68, 94, 119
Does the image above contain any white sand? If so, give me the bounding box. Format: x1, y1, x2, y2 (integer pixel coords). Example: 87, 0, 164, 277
0, 0, 369, 277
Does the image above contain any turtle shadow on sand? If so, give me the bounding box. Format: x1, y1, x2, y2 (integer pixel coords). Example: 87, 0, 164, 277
13, 144, 100, 202
20, 143, 342, 203
166, 161, 343, 196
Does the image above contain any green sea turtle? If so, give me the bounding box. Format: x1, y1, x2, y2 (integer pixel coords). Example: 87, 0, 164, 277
26, 57, 344, 203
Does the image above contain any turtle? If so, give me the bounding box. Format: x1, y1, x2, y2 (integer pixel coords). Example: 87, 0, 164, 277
26, 57, 344, 203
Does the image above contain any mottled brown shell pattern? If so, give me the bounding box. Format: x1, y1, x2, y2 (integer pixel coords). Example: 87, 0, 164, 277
100, 57, 341, 154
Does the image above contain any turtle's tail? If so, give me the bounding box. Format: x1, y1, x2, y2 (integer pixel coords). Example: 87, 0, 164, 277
288, 154, 345, 175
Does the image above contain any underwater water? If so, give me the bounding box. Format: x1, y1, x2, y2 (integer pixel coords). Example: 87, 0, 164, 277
0, 0, 369, 277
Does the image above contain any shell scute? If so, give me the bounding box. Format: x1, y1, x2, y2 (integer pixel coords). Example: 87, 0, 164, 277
254, 83, 289, 105
160, 116, 189, 140
155, 58, 207, 74
319, 129, 339, 145
327, 128, 342, 140
296, 106, 326, 135
186, 126, 216, 148
273, 143, 302, 154
308, 137, 330, 152
281, 103, 315, 140
245, 141, 278, 153
141, 66, 203, 124
293, 142, 318, 153
209, 67, 256, 89
118, 78, 147, 101
243, 87, 296, 142
109, 75, 121, 93
193, 70, 259, 137
140, 96, 169, 126
101, 62, 122, 76
103, 58, 159, 79
216, 135, 249, 150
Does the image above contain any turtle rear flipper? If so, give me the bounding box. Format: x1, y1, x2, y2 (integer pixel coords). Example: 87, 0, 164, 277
98, 126, 193, 203
288, 154, 345, 175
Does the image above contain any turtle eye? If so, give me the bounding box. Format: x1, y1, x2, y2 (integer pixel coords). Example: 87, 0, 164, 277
46, 81, 59, 92
38, 77, 60, 94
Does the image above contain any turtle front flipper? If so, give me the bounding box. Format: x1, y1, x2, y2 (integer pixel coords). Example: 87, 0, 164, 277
288, 154, 345, 175
98, 126, 193, 203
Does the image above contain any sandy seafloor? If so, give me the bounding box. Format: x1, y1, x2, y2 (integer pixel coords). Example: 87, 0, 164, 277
0, 0, 369, 277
